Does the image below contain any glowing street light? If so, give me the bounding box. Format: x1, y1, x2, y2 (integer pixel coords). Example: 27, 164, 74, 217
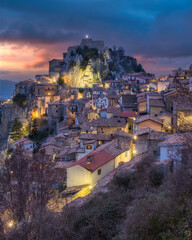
133, 135, 137, 140
8, 220, 14, 228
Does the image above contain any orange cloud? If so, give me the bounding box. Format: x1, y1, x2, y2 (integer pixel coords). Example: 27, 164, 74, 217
0, 42, 68, 79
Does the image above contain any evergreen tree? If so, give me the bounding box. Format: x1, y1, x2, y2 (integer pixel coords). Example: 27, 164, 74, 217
12, 93, 27, 107
57, 74, 64, 86
9, 118, 23, 141
32, 118, 38, 134
23, 121, 31, 136
70, 50, 75, 57
136, 63, 145, 73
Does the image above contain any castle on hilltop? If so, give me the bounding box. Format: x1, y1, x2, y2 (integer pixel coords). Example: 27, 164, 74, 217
49, 36, 109, 88
49, 36, 107, 74
80, 36, 105, 51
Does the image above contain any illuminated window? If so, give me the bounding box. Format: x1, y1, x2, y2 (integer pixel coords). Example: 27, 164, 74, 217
98, 140, 101, 146
98, 169, 101, 175
86, 145, 92, 149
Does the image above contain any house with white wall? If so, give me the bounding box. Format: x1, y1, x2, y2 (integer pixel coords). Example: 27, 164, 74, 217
14, 138, 35, 155
67, 139, 133, 188
158, 134, 188, 165
95, 96, 108, 109
76, 139, 97, 161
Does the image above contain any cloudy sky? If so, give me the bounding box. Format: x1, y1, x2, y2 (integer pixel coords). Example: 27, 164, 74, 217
0, 0, 192, 81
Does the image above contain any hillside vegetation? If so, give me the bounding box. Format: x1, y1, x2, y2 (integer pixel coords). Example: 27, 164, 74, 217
62, 46, 145, 87
5, 156, 192, 240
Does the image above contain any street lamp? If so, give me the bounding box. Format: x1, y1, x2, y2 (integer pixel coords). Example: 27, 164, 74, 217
8, 220, 14, 228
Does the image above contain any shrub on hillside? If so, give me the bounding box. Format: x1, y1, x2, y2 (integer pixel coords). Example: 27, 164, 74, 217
149, 166, 165, 187
13, 93, 27, 107
113, 168, 135, 190
122, 167, 192, 240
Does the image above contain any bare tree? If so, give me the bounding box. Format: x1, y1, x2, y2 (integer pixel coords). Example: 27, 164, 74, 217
0, 147, 54, 239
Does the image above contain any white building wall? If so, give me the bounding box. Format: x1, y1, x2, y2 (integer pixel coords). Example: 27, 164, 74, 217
160, 145, 183, 161
114, 149, 133, 168
67, 165, 92, 187
91, 159, 115, 186
160, 146, 169, 161
24, 142, 34, 150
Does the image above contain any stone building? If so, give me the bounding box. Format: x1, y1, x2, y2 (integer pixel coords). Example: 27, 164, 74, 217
49, 59, 65, 75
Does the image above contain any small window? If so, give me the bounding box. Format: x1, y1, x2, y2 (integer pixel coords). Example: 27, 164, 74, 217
98, 169, 101, 175
86, 145, 92, 149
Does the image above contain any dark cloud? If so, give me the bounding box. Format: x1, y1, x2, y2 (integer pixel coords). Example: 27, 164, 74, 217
1, 0, 192, 75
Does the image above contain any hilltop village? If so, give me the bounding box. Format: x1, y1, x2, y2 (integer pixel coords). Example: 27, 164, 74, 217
1, 37, 192, 208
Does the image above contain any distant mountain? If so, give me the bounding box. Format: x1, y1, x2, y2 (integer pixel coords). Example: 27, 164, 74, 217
0, 79, 16, 100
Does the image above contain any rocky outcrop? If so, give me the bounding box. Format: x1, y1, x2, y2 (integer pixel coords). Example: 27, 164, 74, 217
59, 39, 145, 88
0, 103, 29, 147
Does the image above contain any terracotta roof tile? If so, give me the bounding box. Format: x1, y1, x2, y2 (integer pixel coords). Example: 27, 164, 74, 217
113, 129, 133, 139
68, 150, 114, 172
148, 131, 169, 140
135, 127, 151, 136
100, 107, 121, 114
68, 139, 130, 172
149, 99, 165, 107
135, 114, 163, 125
79, 133, 112, 141
42, 145, 61, 156
120, 111, 137, 118
91, 118, 127, 127
138, 98, 147, 103
173, 95, 192, 111
54, 161, 75, 169
159, 134, 186, 146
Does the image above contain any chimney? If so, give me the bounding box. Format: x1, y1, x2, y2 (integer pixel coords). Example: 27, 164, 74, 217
86, 155, 94, 170
86, 159, 91, 170
117, 140, 122, 149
